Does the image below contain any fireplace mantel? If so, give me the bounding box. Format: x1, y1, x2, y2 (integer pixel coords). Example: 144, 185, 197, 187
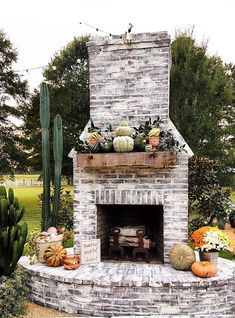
76, 151, 177, 168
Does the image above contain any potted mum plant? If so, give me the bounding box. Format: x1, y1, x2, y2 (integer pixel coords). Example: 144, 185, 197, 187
190, 226, 230, 266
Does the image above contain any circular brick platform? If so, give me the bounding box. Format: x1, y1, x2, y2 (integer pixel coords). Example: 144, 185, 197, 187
19, 255, 235, 317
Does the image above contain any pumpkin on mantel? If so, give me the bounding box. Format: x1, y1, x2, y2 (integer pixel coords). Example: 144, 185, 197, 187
113, 136, 134, 152
87, 132, 102, 147
113, 121, 134, 152
115, 121, 133, 137
169, 243, 196, 270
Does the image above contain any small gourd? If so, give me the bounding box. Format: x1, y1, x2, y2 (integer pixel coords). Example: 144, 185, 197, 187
134, 136, 147, 151
148, 127, 160, 137
115, 121, 133, 137
113, 136, 134, 152
100, 140, 113, 153
44, 245, 67, 267
87, 132, 102, 147
191, 261, 217, 278
169, 243, 196, 270
64, 255, 80, 270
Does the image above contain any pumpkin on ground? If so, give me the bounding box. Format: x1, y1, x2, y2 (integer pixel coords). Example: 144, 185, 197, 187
43, 244, 67, 267
169, 243, 196, 270
191, 261, 217, 278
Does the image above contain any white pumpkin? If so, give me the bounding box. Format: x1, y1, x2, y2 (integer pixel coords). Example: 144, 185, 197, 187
115, 121, 133, 137
113, 136, 134, 152
47, 226, 58, 235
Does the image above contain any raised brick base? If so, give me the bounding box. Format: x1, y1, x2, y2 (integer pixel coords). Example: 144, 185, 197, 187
19, 254, 235, 317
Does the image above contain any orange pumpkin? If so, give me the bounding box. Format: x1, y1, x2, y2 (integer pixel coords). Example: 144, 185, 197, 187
43, 245, 67, 267
64, 255, 80, 270
191, 261, 217, 278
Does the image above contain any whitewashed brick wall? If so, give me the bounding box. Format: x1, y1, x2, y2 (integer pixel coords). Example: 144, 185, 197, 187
73, 32, 189, 263
87, 32, 170, 130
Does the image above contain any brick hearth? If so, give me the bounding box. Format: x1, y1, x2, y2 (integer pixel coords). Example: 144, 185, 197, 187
19, 255, 235, 317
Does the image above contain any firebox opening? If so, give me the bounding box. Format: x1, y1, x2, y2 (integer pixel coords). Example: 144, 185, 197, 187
97, 204, 164, 263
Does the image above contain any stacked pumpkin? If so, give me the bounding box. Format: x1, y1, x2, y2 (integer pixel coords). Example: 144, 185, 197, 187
169, 243, 217, 278
113, 121, 134, 152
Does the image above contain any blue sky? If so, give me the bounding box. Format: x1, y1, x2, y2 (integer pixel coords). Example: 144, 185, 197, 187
1, 0, 235, 90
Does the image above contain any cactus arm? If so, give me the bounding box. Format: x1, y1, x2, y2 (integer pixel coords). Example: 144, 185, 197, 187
0, 187, 28, 276
16, 207, 25, 223
8, 188, 14, 204
40, 82, 51, 231
52, 114, 63, 226
0, 186, 7, 199
0, 199, 8, 227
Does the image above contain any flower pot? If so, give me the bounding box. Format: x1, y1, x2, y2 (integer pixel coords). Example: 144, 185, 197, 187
148, 136, 160, 150
199, 251, 219, 266
34, 234, 63, 263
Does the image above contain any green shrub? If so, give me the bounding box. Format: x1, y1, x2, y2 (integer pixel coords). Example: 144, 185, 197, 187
56, 190, 73, 230
189, 156, 231, 234
0, 267, 28, 318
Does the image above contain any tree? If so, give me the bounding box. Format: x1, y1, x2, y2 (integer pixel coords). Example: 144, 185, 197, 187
0, 29, 28, 178
188, 156, 231, 234
170, 29, 235, 183
21, 36, 89, 181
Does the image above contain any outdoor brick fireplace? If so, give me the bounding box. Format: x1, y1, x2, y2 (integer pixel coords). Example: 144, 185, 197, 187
73, 32, 190, 263
20, 31, 235, 317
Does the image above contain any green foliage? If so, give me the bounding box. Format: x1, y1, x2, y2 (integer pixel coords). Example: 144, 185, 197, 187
24, 228, 40, 264
56, 190, 73, 230
0, 267, 28, 318
0, 187, 28, 276
188, 156, 231, 234
219, 249, 235, 261
158, 129, 186, 153
21, 36, 89, 180
170, 28, 235, 184
0, 30, 29, 178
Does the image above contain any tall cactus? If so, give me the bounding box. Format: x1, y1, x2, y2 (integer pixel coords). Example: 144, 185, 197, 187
0, 187, 28, 276
40, 82, 51, 230
52, 115, 63, 225
39, 82, 63, 230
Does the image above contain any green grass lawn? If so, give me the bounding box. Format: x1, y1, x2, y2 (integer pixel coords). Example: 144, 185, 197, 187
11, 186, 73, 233
4, 174, 40, 182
